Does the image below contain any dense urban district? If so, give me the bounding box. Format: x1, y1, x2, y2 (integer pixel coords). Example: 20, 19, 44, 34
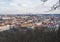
0, 14, 60, 42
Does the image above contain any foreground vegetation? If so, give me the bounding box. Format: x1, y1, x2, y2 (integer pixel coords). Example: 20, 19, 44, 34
0, 27, 60, 42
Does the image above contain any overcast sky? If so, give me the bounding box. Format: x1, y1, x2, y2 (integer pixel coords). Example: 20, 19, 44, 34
0, 0, 59, 14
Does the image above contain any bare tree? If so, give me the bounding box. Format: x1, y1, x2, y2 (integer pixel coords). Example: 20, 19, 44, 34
46, 0, 60, 12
